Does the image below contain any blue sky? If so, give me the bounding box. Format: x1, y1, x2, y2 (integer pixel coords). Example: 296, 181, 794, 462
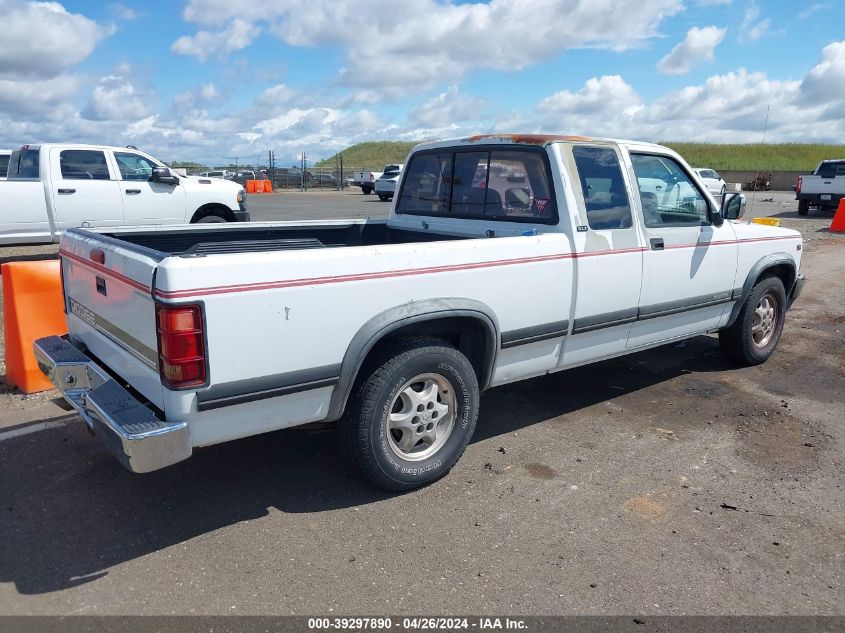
1, 0, 843, 167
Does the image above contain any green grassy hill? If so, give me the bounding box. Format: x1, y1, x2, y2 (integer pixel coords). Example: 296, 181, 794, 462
320, 140, 845, 172
316, 141, 420, 168
662, 143, 845, 171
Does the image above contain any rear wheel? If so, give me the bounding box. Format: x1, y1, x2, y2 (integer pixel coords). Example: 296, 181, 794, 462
338, 338, 479, 491
797, 199, 810, 216
378, 194, 389, 201
719, 276, 786, 366
196, 214, 227, 223
362, 186, 373, 195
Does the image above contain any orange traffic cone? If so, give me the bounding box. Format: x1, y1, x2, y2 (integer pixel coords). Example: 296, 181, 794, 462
831, 198, 845, 233
2, 261, 67, 393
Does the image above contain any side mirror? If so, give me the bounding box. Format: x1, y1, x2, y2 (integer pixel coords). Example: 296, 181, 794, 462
721, 192, 746, 220
151, 166, 179, 185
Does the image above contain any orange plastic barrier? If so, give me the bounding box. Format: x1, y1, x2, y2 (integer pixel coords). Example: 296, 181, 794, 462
2, 260, 67, 393
245, 179, 273, 193
830, 198, 845, 233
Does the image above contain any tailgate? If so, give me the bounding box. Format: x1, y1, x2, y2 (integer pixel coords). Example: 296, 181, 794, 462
60, 229, 165, 408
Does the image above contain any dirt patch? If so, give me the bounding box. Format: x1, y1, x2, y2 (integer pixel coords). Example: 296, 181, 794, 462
623, 496, 666, 521
524, 463, 557, 480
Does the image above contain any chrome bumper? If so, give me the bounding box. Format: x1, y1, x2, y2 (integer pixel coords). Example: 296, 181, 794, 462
33, 335, 191, 473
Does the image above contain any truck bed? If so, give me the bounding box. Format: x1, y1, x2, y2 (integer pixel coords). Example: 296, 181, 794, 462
101, 221, 466, 257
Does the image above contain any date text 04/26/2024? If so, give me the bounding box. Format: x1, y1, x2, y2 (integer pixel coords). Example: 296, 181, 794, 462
307, 617, 528, 630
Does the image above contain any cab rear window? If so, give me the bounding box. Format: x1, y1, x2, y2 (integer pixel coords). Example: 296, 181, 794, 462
396, 147, 557, 224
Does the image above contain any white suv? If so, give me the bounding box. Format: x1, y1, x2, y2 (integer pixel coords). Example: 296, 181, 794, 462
694, 168, 727, 199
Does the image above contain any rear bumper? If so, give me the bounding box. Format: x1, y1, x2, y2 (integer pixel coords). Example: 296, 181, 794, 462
787, 273, 806, 309
33, 335, 191, 473
796, 193, 844, 206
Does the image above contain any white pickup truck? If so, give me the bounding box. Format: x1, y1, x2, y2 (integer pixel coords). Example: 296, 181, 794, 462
795, 159, 845, 215
35, 134, 805, 491
1, 144, 248, 245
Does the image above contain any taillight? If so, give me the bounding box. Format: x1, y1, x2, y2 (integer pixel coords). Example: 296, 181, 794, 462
155, 304, 206, 389
796, 176, 802, 193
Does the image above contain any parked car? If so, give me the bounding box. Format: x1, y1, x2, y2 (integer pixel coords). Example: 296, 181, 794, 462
198, 170, 231, 179
693, 168, 727, 198
1, 143, 248, 245
0, 149, 10, 180
311, 173, 338, 187
375, 165, 403, 201
272, 167, 314, 188
36, 133, 804, 492
795, 159, 845, 215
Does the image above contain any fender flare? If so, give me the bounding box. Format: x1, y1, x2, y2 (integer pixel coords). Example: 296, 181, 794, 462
725, 252, 796, 328
325, 298, 500, 421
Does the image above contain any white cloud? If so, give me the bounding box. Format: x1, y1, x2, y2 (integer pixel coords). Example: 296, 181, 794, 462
81, 70, 151, 122
109, 3, 139, 20
798, 3, 828, 19
740, 3, 771, 42
0, 74, 82, 115
175, 0, 683, 90
171, 18, 260, 61
657, 26, 726, 75
0, 0, 114, 79
696, 0, 732, 5
409, 86, 487, 129
539, 75, 642, 118
800, 41, 845, 103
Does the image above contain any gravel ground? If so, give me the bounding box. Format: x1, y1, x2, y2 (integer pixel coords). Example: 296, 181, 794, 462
0, 191, 842, 616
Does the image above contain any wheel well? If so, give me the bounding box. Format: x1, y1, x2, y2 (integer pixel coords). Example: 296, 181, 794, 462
759, 263, 795, 293
363, 316, 494, 389
190, 203, 235, 223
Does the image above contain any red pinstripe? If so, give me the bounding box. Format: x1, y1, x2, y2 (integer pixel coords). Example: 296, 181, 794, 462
63, 234, 799, 301
59, 248, 150, 293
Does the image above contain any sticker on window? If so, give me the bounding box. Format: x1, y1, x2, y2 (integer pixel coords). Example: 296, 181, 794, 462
534, 198, 550, 214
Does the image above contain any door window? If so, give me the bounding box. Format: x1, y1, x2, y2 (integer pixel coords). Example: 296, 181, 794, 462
631, 154, 710, 228
572, 146, 632, 230
114, 152, 157, 181
59, 150, 111, 180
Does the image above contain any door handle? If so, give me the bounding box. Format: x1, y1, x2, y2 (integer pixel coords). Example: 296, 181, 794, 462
125, 189, 142, 194
57, 188, 76, 194
650, 238, 665, 251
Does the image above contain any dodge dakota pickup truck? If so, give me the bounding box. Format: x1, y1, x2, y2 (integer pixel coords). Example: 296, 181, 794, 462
35, 134, 805, 491
795, 159, 845, 215
1, 143, 248, 245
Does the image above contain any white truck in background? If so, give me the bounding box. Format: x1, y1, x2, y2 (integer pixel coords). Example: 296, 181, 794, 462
0, 144, 249, 245
352, 164, 403, 194
36, 134, 805, 492
795, 159, 845, 215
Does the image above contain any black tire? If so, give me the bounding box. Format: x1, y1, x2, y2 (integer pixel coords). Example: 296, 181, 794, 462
377, 194, 388, 201
797, 199, 810, 216
338, 338, 480, 492
719, 275, 786, 366
362, 186, 373, 195
196, 214, 227, 223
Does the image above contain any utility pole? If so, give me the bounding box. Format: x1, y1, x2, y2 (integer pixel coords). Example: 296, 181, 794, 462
299, 152, 308, 191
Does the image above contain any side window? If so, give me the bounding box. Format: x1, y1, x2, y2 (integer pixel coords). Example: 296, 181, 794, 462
397, 153, 452, 215
0, 154, 9, 176
631, 154, 709, 228
59, 150, 110, 180
114, 152, 156, 181
7, 149, 40, 179
572, 146, 632, 230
